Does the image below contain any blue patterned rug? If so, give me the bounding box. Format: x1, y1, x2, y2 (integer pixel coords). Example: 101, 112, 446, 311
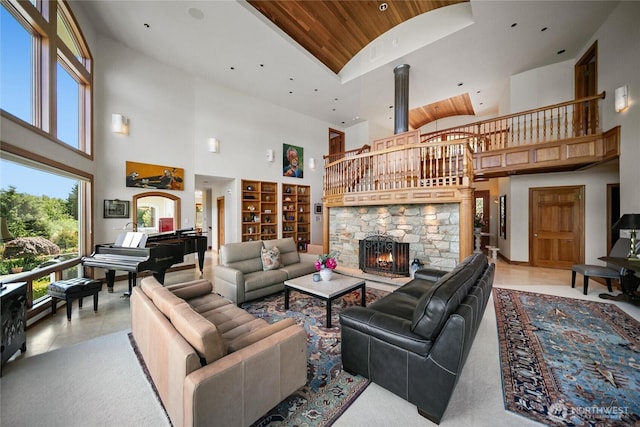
493, 288, 640, 426
242, 286, 388, 427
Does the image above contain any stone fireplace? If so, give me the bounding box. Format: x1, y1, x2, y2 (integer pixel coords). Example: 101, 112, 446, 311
359, 233, 410, 277
329, 204, 459, 273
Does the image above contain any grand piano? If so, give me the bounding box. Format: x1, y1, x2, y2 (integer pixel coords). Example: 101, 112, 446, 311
82, 228, 207, 295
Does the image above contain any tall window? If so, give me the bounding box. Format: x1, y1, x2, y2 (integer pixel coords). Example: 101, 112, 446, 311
57, 61, 80, 148
0, 5, 33, 123
0, 1, 93, 312
0, 0, 92, 151
0, 159, 84, 302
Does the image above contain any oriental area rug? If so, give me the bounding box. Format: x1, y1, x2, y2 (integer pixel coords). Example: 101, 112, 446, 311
493, 288, 640, 426
242, 286, 389, 427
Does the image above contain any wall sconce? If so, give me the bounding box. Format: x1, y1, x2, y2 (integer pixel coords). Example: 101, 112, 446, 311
111, 114, 129, 135
207, 137, 220, 153
615, 85, 629, 112
308, 157, 316, 170
266, 149, 274, 162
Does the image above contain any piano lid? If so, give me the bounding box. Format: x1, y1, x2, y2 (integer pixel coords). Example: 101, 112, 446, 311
114, 232, 148, 248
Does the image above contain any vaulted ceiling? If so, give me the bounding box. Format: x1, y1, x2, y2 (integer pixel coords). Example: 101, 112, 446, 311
76, 1, 617, 131
247, 0, 473, 128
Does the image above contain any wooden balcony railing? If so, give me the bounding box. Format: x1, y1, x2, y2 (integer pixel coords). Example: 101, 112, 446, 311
323, 92, 617, 203
421, 92, 606, 150
323, 139, 473, 203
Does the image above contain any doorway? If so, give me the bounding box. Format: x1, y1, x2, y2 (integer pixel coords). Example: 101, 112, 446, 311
607, 183, 620, 251
575, 41, 598, 135
216, 196, 225, 251
529, 186, 584, 268
328, 128, 345, 163
474, 190, 490, 251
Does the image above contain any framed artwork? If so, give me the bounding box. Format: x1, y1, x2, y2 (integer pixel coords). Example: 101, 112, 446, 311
314, 203, 323, 214
104, 199, 130, 219
126, 161, 184, 190
282, 144, 303, 178
499, 195, 507, 239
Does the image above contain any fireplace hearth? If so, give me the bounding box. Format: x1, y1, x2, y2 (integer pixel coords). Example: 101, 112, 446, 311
359, 233, 410, 277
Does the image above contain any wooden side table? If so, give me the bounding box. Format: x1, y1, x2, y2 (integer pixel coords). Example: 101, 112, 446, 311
1, 282, 27, 374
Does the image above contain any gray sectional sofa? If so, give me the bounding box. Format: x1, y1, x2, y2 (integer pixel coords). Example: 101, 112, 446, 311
214, 237, 317, 304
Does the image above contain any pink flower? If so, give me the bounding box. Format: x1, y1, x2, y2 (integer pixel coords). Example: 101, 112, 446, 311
315, 253, 338, 271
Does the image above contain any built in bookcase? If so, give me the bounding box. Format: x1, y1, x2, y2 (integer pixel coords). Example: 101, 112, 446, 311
241, 180, 278, 242
282, 184, 310, 252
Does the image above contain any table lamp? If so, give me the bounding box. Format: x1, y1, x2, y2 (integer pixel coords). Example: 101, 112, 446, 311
612, 213, 640, 260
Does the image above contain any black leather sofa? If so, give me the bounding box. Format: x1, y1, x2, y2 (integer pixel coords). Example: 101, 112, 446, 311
339, 253, 495, 424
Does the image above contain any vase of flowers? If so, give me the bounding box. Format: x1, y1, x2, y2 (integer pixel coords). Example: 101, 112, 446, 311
315, 252, 337, 281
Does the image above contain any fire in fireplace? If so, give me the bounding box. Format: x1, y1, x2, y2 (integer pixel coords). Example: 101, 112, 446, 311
359, 233, 410, 277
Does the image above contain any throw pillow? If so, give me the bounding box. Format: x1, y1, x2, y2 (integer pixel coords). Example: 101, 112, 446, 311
261, 246, 281, 271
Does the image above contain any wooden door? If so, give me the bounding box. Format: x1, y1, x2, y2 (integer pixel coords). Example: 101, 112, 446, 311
216, 196, 225, 251
328, 128, 344, 163
530, 186, 584, 268
575, 42, 598, 135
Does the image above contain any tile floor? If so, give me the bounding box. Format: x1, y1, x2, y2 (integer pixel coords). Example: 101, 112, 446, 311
15, 251, 640, 360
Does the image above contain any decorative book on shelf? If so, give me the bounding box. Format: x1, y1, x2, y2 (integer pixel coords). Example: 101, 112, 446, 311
241, 180, 278, 242
282, 184, 310, 252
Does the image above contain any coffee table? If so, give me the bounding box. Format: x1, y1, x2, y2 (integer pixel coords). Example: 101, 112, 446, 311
284, 273, 366, 328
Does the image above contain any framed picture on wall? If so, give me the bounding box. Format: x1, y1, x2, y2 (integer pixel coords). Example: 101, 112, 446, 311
314, 203, 322, 214
282, 144, 303, 178
499, 195, 507, 239
104, 199, 130, 219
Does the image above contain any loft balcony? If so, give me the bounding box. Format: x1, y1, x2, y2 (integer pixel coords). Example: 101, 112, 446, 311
320, 93, 619, 260
323, 93, 619, 207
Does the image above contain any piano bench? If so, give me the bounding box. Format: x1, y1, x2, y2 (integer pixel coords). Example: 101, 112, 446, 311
48, 278, 102, 321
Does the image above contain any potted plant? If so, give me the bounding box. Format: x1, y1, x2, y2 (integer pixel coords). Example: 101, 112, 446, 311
9, 258, 24, 274
314, 252, 338, 281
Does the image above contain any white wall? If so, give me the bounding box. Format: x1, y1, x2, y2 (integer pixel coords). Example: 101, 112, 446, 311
91, 33, 330, 247
510, 60, 574, 113
93, 36, 196, 246
591, 1, 640, 216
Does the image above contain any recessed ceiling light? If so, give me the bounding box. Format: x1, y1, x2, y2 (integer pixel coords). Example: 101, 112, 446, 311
379, 3, 388, 12
187, 7, 204, 20
557, 49, 566, 55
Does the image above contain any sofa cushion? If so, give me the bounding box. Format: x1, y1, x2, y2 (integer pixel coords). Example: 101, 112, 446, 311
411, 253, 488, 340
152, 286, 186, 318
279, 261, 317, 279
170, 302, 227, 364
261, 246, 282, 271
220, 240, 265, 273
166, 279, 213, 300
244, 269, 288, 292
227, 318, 296, 353
264, 238, 299, 266
140, 276, 164, 298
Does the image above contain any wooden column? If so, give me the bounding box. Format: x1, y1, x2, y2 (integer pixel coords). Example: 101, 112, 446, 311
322, 204, 330, 254
459, 188, 474, 260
